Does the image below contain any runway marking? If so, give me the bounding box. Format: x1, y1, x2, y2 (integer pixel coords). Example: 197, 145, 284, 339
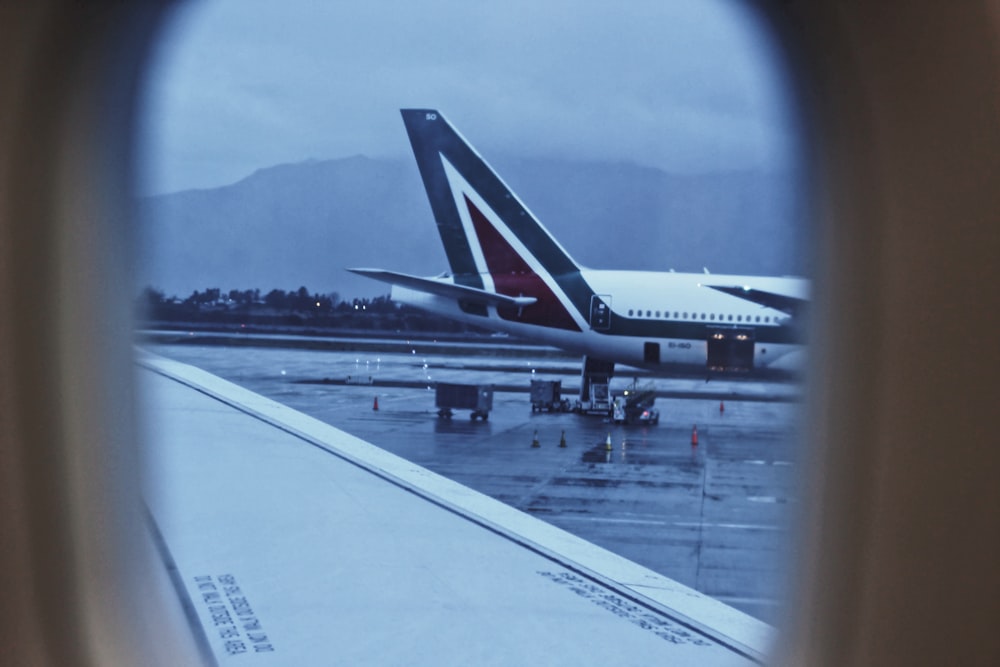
555, 516, 786, 532
554, 516, 673, 527
675, 521, 785, 531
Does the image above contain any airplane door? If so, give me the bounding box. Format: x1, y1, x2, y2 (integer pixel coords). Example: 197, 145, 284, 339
590, 295, 612, 331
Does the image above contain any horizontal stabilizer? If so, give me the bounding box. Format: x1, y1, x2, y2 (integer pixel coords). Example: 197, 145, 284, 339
707, 285, 807, 317
348, 268, 537, 308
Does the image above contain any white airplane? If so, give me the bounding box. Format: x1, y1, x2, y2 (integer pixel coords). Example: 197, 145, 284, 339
351, 110, 809, 381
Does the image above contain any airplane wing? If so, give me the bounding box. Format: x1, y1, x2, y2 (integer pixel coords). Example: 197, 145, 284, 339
706, 285, 807, 317
138, 354, 771, 665
348, 268, 537, 308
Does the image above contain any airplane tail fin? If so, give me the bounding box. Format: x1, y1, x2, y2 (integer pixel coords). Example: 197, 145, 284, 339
401, 109, 592, 330
400, 110, 584, 323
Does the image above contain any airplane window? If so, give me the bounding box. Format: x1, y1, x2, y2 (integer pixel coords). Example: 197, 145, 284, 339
135, 0, 808, 652
11, 1, 1000, 665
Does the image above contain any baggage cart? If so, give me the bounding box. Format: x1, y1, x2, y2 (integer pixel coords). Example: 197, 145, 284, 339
530, 379, 570, 412
435, 382, 493, 421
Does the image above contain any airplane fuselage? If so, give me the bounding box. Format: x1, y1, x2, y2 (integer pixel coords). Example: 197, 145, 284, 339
393, 268, 807, 373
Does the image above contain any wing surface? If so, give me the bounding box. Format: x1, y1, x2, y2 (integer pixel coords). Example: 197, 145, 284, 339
138, 354, 771, 665
706, 285, 807, 317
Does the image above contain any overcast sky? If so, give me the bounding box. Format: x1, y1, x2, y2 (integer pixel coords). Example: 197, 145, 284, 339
138, 0, 801, 196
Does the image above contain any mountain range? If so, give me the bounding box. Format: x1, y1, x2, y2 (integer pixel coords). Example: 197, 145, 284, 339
137, 154, 809, 301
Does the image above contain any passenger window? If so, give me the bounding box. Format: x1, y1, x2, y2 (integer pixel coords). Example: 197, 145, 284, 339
137, 0, 808, 643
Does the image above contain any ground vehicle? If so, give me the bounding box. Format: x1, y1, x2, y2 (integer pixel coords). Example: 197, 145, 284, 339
435, 382, 493, 420
611, 381, 659, 425
530, 379, 571, 412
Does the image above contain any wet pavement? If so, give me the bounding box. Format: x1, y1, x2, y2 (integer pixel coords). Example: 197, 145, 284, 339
143, 342, 803, 624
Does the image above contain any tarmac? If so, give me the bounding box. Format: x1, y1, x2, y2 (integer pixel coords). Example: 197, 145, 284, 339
144, 339, 803, 624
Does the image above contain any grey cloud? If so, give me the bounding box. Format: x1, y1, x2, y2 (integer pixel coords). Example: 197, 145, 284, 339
139, 0, 800, 195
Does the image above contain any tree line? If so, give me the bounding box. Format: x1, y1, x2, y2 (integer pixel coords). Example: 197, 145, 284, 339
135, 285, 486, 335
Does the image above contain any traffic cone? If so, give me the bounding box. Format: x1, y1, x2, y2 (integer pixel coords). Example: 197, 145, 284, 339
531, 429, 540, 448
373, 396, 379, 411
605, 433, 613, 451
559, 430, 567, 448
691, 424, 699, 446
719, 401, 725, 414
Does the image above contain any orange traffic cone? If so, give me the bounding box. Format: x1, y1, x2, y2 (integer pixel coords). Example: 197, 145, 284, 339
691, 424, 699, 446
373, 396, 379, 411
